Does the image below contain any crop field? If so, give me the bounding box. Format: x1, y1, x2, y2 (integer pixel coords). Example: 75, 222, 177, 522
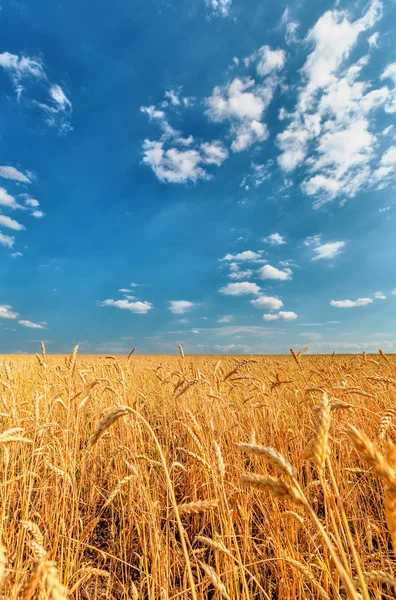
0, 346, 395, 599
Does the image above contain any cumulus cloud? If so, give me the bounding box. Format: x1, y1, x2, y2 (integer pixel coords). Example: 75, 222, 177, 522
312, 241, 346, 260
141, 92, 228, 183
142, 139, 227, 183
250, 296, 283, 310
258, 264, 292, 280
205, 75, 279, 151
0, 166, 31, 183
219, 282, 260, 295
169, 300, 196, 314
101, 299, 153, 314
330, 298, 373, 308
221, 250, 263, 262
18, 320, 46, 329
31, 211, 44, 218
0, 215, 25, 231
201, 141, 229, 166
262, 232, 286, 245
276, 0, 396, 205
0, 305, 18, 319
263, 311, 297, 321
255, 46, 286, 77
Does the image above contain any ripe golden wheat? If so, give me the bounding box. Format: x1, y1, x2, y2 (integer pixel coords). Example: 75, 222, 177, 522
0, 346, 395, 598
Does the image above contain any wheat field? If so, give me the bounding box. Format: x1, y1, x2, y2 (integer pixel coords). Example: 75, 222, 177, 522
0, 345, 395, 599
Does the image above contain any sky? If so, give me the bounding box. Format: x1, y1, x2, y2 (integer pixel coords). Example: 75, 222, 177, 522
0, 0, 396, 355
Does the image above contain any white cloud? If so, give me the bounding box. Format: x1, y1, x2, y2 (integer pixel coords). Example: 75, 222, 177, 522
219, 282, 260, 295
303, 234, 322, 246
205, 77, 276, 151
217, 315, 234, 323
299, 2, 382, 111
241, 161, 273, 189
312, 241, 346, 260
258, 264, 292, 280
0, 215, 25, 231
0, 53, 73, 130
221, 250, 262, 262
0, 233, 14, 248
276, 1, 394, 204
262, 232, 286, 245
0, 166, 31, 183
0, 52, 45, 84
250, 296, 283, 310
255, 46, 286, 77
205, 0, 232, 17
381, 63, 396, 83
143, 139, 224, 183
374, 291, 386, 300
25, 198, 40, 207
263, 311, 297, 321
0, 187, 20, 209
11, 252, 22, 258
31, 211, 44, 218
100, 299, 153, 314
141, 90, 228, 183
228, 268, 253, 280
379, 206, 391, 213
330, 298, 373, 308
169, 300, 196, 314
18, 320, 46, 329
281, 7, 300, 45
380, 146, 396, 166
368, 32, 379, 47
49, 84, 72, 111
200, 141, 228, 166
0, 305, 18, 319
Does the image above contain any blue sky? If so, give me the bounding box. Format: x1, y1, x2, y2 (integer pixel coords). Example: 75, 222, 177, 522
1, 0, 396, 354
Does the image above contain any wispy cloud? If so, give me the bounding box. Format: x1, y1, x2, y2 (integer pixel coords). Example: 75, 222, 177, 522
0, 305, 19, 319
0, 233, 15, 248
18, 319, 46, 329
205, 0, 232, 18
217, 315, 234, 323
330, 298, 373, 308
312, 241, 346, 261
0, 51, 72, 131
